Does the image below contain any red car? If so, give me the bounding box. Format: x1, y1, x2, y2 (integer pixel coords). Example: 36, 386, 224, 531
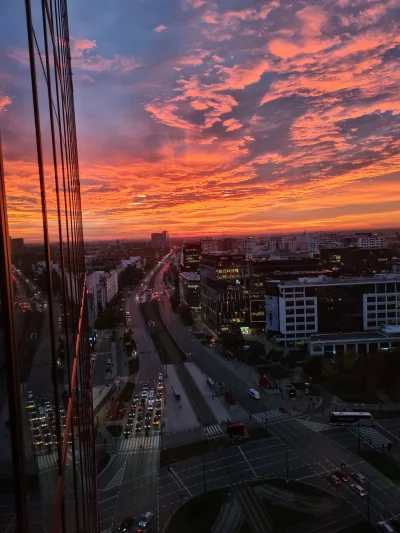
334, 471, 349, 482
326, 473, 341, 485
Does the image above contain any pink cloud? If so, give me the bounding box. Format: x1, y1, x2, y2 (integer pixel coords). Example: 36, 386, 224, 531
296, 6, 327, 38
223, 118, 243, 131
72, 54, 141, 73
153, 25, 167, 32
145, 102, 193, 129
0, 95, 12, 113
71, 38, 97, 58
217, 60, 270, 90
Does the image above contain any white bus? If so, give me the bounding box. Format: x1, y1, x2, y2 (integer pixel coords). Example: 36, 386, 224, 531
329, 411, 374, 426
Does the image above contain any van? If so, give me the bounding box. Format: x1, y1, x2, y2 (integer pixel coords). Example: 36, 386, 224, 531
247, 388, 260, 400
206, 377, 214, 388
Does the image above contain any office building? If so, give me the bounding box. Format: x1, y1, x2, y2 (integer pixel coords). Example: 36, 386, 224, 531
179, 272, 201, 309
321, 247, 392, 276
265, 274, 400, 353
0, 0, 98, 530
103, 270, 118, 302
356, 233, 385, 248
10, 238, 25, 256
182, 242, 201, 271
199, 253, 249, 329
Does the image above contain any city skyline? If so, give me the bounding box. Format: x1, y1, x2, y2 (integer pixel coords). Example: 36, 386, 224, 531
2, 0, 400, 239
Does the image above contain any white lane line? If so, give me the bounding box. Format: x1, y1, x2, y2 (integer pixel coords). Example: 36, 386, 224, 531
171, 468, 193, 498
238, 446, 258, 478
98, 494, 118, 505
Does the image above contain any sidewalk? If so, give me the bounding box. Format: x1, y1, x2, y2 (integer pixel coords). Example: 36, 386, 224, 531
163, 364, 200, 434
184, 362, 233, 424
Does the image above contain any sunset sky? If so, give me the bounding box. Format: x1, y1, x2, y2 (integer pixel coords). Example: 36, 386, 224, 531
1, 0, 400, 240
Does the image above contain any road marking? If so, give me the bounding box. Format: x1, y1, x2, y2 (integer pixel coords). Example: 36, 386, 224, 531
204, 424, 223, 439
170, 467, 193, 497
238, 446, 258, 478
298, 420, 332, 432
98, 494, 118, 505
103, 459, 127, 491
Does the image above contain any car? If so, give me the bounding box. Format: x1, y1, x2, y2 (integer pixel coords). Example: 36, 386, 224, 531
138, 406, 144, 413
153, 418, 159, 427
119, 516, 135, 532
124, 427, 131, 435
377, 522, 395, 533
44, 434, 52, 446
129, 409, 136, 417
26, 400, 35, 409
135, 422, 142, 432
155, 400, 161, 408
28, 391, 34, 400
334, 471, 349, 482
104, 335, 109, 339
351, 472, 367, 483
132, 395, 139, 404
137, 415, 143, 423
145, 420, 151, 429
247, 388, 260, 400
278, 407, 290, 414
137, 512, 153, 531
141, 391, 148, 398
155, 408, 162, 416
326, 474, 341, 485
149, 390, 155, 399
156, 391, 162, 399
107, 358, 111, 365
147, 400, 154, 410
127, 418, 133, 427
351, 483, 367, 497
157, 383, 164, 391
158, 373, 163, 382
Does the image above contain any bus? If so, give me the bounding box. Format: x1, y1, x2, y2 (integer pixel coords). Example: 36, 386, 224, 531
329, 411, 374, 426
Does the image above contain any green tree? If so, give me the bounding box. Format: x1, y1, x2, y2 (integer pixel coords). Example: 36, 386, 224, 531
180, 305, 194, 326
169, 291, 180, 312
118, 265, 144, 290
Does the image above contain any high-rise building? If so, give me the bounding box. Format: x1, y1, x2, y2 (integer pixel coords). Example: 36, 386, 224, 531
0, 0, 98, 530
181, 242, 201, 271
321, 247, 392, 276
151, 231, 169, 250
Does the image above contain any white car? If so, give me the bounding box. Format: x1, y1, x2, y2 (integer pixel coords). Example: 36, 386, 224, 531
247, 388, 260, 400
351, 483, 367, 497
149, 390, 155, 400
158, 373, 163, 382
138, 512, 153, 530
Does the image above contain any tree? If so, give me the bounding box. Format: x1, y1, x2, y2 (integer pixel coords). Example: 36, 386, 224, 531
219, 327, 244, 350
118, 265, 144, 290
169, 291, 180, 312
180, 305, 194, 326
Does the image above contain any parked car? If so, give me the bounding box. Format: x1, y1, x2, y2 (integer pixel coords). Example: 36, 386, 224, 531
278, 406, 290, 414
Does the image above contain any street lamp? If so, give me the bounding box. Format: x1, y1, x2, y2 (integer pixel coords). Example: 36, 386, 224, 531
285, 442, 289, 483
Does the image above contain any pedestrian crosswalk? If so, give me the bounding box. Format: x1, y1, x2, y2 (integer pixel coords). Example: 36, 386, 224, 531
204, 424, 224, 439
37, 452, 58, 471
350, 426, 390, 449
119, 434, 160, 453
252, 408, 301, 425
298, 420, 332, 432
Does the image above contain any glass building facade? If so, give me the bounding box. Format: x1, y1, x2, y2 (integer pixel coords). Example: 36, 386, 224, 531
0, 0, 98, 531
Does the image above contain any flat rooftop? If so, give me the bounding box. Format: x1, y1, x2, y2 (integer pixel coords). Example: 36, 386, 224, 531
309, 331, 400, 343
273, 274, 400, 287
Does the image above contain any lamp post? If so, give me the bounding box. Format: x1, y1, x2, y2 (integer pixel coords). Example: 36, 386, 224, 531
367, 479, 371, 524
358, 418, 361, 454
285, 442, 289, 483
202, 454, 207, 493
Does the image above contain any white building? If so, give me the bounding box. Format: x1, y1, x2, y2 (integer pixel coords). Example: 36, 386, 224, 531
104, 270, 118, 303
357, 235, 384, 248
265, 274, 400, 352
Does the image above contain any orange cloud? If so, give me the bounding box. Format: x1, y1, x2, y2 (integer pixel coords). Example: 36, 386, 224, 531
223, 118, 243, 131
0, 94, 12, 113
71, 38, 97, 57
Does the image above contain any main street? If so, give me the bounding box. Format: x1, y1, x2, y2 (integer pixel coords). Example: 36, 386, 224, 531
98, 260, 169, 532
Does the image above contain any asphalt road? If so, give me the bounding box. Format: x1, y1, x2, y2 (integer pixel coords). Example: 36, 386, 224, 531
97, 262, 168, 532
92, 333, 113, 387
156, 417, 400, 530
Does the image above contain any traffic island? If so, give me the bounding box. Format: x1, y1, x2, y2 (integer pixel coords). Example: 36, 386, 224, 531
165, 478, 355, 533
97, 452, 110, 475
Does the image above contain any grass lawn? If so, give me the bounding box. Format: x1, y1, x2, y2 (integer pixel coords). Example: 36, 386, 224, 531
238, 521, 252, 533
97, 453, 110, 475
166, 488, 228, 533
337, 521, 376, 533
247, 427, 272, 441
359, 450, 400, 483
117, 382, 135, 403
106, 424, 123, 438
371, 410, 400, 419
160, 439, 224, 467
263, 500, 311, 530
263, 478, 331, 497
